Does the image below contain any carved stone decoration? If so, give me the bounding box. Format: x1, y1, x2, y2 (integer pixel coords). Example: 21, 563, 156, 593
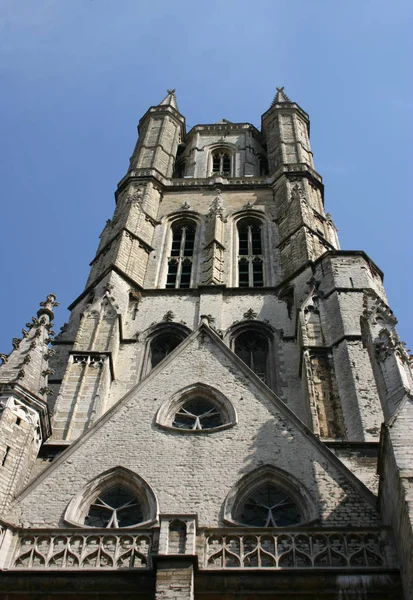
291, 184, 305, 201
12, 338, 22, 349
374, 328, 412, 365
243, 308, 257, 320
181, 201, 191, 210
200, 314, 215, 326
163, 310, 175, 322
39, 387, 55, 396
0, 353, 9, 364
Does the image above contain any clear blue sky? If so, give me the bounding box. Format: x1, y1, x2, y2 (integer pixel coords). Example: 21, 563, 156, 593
1, 0, 412, 353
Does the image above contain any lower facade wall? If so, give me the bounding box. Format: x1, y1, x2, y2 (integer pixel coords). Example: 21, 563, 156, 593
0, 570, 403, 600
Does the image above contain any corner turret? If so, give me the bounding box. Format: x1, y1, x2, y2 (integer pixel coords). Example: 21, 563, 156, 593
128, 89, 186, 180
0, 294, 57, 513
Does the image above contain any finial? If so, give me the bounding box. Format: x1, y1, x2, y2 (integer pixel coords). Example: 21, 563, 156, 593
37, 293, 59, 320
271, 86, 292, 107
159, 89, 179, 111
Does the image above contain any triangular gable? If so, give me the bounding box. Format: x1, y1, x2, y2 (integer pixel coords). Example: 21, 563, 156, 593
6, 325, 380, 528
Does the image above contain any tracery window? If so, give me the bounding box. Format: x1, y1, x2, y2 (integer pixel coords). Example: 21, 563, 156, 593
150, 331, 185, 369
237, 218, 264, 287
166, 220, 196, 289
84, 487, 143, 528
212, 149, 232, 176
156, 383, 236, 433
234, 330, 268, 383
238, 483, 301, 527
172, 398, 223, 430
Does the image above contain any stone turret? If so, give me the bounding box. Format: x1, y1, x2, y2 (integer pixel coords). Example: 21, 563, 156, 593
0, 294, 57, 513
128, 89, 185, 179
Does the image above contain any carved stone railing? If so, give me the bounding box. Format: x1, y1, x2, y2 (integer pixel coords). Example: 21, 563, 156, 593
9, 529, 154, 570
202, 529, 395, 570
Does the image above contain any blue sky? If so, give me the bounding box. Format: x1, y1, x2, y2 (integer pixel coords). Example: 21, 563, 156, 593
0, 0, 412, 353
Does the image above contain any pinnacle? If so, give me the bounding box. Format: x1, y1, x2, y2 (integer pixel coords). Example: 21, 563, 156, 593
159, 89, 179, 111
270, 86, 292, 107
0, 294, 58, 399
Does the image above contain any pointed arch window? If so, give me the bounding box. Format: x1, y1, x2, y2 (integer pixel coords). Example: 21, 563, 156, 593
150, 330, 187, 369
85, 487, 143, 528
166, 220, 196, 289
237, 218, 264, 287
238, 483, 301, 527
212, 149, 232, 176
234, 330, 269, 383
64, 467, 158, 529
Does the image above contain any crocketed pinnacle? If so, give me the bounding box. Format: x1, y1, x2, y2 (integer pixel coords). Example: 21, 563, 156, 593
0, 294, 59, 398
159, 89, 179, 111
270, 86, 292, 107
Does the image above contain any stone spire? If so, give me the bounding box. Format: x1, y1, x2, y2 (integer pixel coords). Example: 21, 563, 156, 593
0, 294, 59, 399
159, 88, 179, 111
270, 86, 292, 107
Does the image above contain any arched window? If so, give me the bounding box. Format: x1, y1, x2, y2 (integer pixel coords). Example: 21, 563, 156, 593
237, 218, 264, 287
150, 330, 187, 369
166, 220, 196, 289
85, 486, 143, 528
238, 483, 301, 527
223, 466, 316, 528
173, 398, 223, 430
234, 330, 269, 383
64, 466, 158, 529
211, 149, 231, 176
156, 383, 237, 433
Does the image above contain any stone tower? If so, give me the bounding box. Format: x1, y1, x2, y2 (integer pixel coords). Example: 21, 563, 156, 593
0, 89, 412, 600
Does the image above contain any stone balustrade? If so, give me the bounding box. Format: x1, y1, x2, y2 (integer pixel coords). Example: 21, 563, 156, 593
0, 524, 397, 572
7, 529, 153, 570
202, 528, 395, 570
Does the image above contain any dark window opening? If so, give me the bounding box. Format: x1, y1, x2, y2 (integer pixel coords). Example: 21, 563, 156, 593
238, 483, 301, 527
212, 150, 231, 176
2, 446, 11, 467
85, 486, 143, 528
258, 155, 269, 176
234, 330, 269, 383
16, 417, 21, 426
166, 221, 196, 289
173, 398, 223, 430
150, 333, 185, 369
237, 219, 264, 287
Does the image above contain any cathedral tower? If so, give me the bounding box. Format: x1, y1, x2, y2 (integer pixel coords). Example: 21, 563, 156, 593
0, 90, 412, 600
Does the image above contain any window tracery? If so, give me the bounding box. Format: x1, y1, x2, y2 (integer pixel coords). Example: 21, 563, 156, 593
150, 331, 185, 369
234, 330, 269, 383
166, 220, 196, 289
172, 398, 223, 430
85, 487, 143, 528
237, 218, 264, 287
211, 149, 232, 176
238, 483, 301, 527
64, 466, 158, 529
156, 383, 236, 433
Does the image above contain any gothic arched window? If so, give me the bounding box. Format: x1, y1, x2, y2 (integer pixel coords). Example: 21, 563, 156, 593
85, 486, 143, 528
166, 220, 196, 289
234, 330, 269, 383
237, 218, 264, 287
172, 398, 223, 430
150, 330, 187, 369
211, 149, 232, 176
156, 383, 237, 434
64, 466, 158, 529
238, 483, 301, 527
